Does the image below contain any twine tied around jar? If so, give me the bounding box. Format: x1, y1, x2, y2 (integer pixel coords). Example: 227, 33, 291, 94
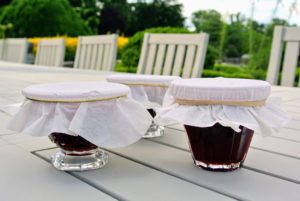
119, 83, 169, 88
175, 99, 266, 107
26, 94, 128, 103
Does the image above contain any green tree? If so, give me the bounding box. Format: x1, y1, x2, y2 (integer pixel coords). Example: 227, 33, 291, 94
69, 0, 101, 33
191, 10, 225, 64
127, 0, 185, 35
248, 18, 289, 70
248, 33, 271, 70
192, 10, 222, 47
0, 23, 13, 38
218, 21, 227, 61
225, 13, 248, 57
96, 0, 184, 36
98, 0, 131, 35
0, 0, 11, 7
0, 0, 92, 37
0, 0, 12, 14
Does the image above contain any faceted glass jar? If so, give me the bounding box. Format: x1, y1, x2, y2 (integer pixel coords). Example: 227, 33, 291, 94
143, 109, 164, 138
184, 123, 254, 171
49, 133, 108, 171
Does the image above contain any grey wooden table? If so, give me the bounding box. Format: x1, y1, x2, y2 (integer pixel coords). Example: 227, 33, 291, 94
0, 61, 300, 201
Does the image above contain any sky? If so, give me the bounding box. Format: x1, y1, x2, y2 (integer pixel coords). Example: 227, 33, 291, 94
177, 0, 300, 28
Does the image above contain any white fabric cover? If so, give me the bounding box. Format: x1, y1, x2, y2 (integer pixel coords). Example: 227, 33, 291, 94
107, 74, 180, 86
4, 82, 153, 148
170, 78, 270, 101
107, 74, 180, 108
156, 78, 289, 136
23, 82, 129, 102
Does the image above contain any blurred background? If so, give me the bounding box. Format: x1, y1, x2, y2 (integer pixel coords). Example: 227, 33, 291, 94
0, 0, 299, 81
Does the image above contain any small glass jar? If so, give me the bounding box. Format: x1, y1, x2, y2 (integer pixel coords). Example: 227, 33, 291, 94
49, 133, 108, 171
107, 74, 180, 138
9, 82, 153, 171
184, 124, 254, 171
156, 78, 288, 171
143, 109, 164, 138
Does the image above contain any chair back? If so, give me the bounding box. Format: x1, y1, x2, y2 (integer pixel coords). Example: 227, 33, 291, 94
74, 34, 118, 71
2, 38, 28, 63
35, 38, 65, 67
137, 33, 209, 78
267, 26, 300, 86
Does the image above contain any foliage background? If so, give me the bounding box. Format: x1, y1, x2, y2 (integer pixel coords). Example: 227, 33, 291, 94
0, 0, 92, 37
0, 0, 299, 84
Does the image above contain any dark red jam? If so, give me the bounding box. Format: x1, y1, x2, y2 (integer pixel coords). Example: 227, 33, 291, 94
147, 109, 156, 118
184, 123, 254, 171
49, 133, 98, 155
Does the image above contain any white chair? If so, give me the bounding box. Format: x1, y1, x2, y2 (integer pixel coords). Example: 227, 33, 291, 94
267, 26, 300, 87
2, 38, 28, 63
74, 34, 118, 71
137, 33, 209, 78
35, 38, 65, 67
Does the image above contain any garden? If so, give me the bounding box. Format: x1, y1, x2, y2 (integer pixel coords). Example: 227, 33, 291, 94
0, 0, 299, 82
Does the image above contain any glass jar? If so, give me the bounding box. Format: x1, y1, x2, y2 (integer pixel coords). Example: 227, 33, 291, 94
156, 77, 288, 171
184, 123, 254, 171
49, 133, 108, 171
107, 74, 180, 139
143, 109, 164, 138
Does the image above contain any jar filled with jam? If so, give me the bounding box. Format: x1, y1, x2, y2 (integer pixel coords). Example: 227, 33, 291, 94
107, 74, 180, 138
49, 133, 108, 171
156, 78, 288, 171
10, 81, 153, 171
184, 124, 254, 171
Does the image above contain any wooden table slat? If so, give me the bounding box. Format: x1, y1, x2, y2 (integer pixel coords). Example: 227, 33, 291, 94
106, 139, 300, 201
151, 127, 300, 184
36, 149, 234, 201
0, 146, 115, 201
